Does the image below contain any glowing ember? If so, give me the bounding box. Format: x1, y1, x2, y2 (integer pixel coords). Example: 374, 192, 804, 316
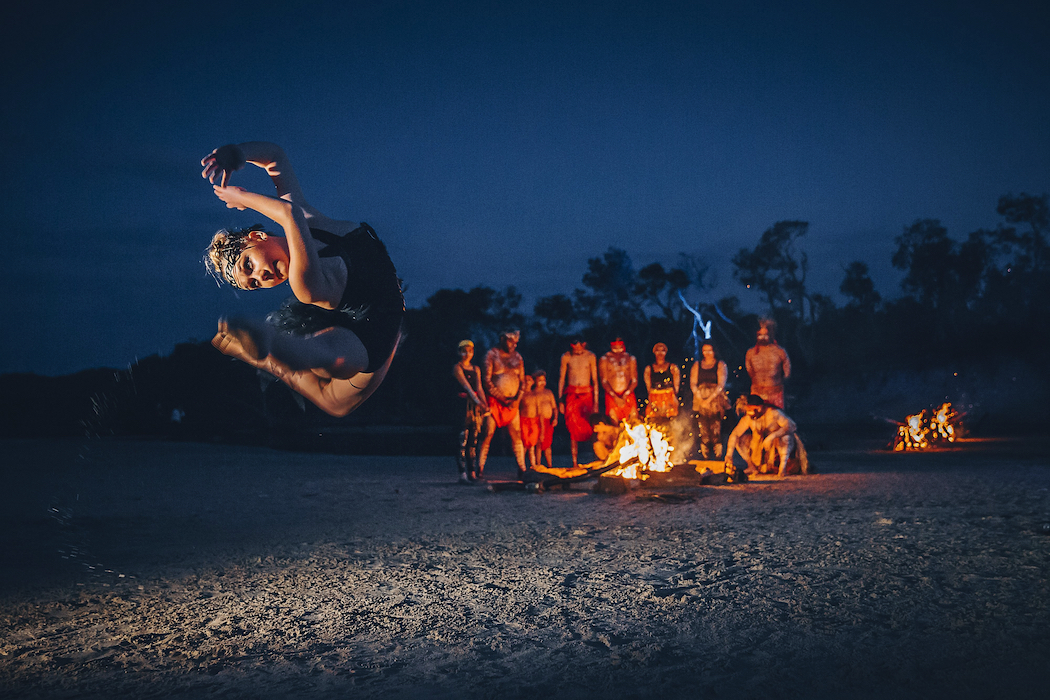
611, 422, 674, 479
894, 402, 964, 451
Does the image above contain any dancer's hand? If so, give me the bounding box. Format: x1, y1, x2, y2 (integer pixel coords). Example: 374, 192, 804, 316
201, 144, 246, 186
213, 185, 249, 210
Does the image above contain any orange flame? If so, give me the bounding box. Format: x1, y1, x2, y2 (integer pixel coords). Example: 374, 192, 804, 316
610, 422, 675, 479
894, 402, 962, 451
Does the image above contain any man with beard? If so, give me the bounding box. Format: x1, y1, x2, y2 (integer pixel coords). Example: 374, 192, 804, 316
478, 330, 528, 479
558, 338, 599, 468
599, 338, 639, 424
745, 319, 791, 409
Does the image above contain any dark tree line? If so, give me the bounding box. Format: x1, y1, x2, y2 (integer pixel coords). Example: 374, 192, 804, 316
2, 192, 1045, 440
379, 191, 1050, 429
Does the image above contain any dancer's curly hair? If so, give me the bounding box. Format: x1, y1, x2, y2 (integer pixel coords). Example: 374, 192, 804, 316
204, 224, 267, 288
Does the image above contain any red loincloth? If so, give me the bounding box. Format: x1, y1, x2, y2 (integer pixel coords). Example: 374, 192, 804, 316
487, 396, 519, 428
564, 386, 595, 442
750, 384, 785, 409
645, 388, 679, 419
538, 416, 554, 450
606, 390, 638, 424
521, 416, 540, 448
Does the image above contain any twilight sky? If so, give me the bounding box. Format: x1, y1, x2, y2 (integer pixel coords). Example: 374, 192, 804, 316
2, 0, 1048, 376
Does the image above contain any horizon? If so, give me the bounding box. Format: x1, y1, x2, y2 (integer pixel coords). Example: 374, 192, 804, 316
3, 0, 1047, 376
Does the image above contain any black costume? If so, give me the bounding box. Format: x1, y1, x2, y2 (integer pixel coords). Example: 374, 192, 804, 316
267, 223, 404, 373
457, 364, 485, 480
649, 367, 675, 390
692, 361, 729, 459
693, 364, 718, 385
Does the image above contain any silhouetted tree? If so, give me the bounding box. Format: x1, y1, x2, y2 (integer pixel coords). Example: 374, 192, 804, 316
635, 262, 691, 322
891, 219, 987, 312
995, 192, 1049, 273
573, 247, 647, 339
840, 261, 882, 313
534, 293, 577, 336
732, 220, 812, 322
489, 286, 526, 334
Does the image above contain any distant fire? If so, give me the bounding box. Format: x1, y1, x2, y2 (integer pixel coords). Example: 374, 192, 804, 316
609, 422, 674, 479
894, 402, 964, 451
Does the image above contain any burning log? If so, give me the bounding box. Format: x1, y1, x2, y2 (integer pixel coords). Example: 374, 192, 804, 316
892, 402, 966, 451
606, 421, 674, 480
595, 421, 683, 493
595, 473, 631, 494
493, 420, 681, 495
595, 456, 642, 493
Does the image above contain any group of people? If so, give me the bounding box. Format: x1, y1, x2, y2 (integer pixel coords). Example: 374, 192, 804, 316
452, 319, 806, 483
197, 141, 804, 481
451, 331, 559, 483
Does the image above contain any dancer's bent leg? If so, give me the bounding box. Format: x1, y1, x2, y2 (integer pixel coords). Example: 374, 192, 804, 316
225, 318, 368, 379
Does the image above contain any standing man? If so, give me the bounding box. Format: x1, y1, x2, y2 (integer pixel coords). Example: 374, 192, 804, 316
478, 330, 528, 479
599, 337, 639, 425
745, 319, 791, 409
558, 337, 599, 468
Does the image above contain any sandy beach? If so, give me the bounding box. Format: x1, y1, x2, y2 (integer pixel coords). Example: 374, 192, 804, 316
1, 437, 1048, 699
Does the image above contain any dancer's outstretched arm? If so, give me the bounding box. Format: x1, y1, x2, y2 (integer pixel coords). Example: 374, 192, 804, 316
212, 185, 343, 308
201, 142, 350, 232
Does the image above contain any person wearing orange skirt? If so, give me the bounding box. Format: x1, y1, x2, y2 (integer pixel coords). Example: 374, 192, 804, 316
521, 371, 558, 468
599, 338, 639, 424
558, 338, 599, 468
643, 342, 681, 421
478, 330, 528, 479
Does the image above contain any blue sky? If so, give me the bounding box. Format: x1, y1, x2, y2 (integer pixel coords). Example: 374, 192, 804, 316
3, 0, 1047, 375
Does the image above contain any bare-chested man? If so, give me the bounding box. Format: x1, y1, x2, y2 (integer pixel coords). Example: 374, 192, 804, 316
745, 319, 791, 409
521, 370, 558, 469
558, 338, 599, 468
725, 394, 808, 478
599, 337, 639, 425
478, 329, 528, 479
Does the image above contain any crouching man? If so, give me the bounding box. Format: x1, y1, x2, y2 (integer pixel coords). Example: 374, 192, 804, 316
725, 394, 809, 478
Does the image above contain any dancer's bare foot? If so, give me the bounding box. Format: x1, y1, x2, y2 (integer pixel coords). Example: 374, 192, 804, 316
214, 317, 271, 361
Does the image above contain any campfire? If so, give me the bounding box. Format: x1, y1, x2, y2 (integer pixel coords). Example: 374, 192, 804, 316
893, 402, 964, 451
608, 421, 674, 480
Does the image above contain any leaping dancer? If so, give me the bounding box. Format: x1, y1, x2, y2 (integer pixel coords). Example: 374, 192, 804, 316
202, 142, 404, 417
